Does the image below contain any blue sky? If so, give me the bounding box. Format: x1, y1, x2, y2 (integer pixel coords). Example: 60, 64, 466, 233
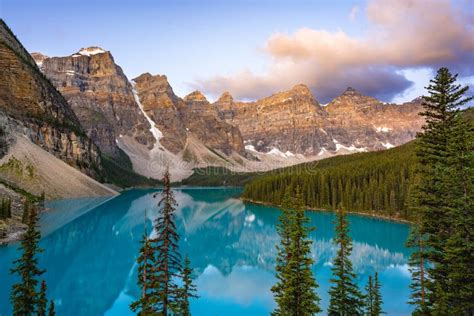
1, 0, 473, 103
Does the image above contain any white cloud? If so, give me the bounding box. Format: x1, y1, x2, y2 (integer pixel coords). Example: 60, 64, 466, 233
349, 5, 359, 21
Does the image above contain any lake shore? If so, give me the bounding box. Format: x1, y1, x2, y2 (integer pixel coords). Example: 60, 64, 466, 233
241, 198, 412, 224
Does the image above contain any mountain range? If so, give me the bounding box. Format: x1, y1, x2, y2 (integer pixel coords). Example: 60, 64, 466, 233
1, 19, 424, 197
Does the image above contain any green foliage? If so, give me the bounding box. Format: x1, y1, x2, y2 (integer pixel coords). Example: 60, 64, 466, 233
180, 167, 257, 186
412, 67, 474, 313
406, 221, 431, 314
271, 187, 321, 315
365, 272, 383, 316
174, 255, 199, 316
328, 209, 365, 315
0, 156, 24, 175
101, 148, 161, 188
131, 170, 199, 315
130, 221, 158, 315
10, 205, 45, 315
0, 177, 42, 203
243, 142, 417, 219
152, 169, 182, 314
37, 280, 48, 316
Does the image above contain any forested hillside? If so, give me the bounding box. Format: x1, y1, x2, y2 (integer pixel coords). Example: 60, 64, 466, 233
242, 108, 473, 220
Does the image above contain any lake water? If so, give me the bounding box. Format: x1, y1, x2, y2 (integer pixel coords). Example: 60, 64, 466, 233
0, 188, 413, 315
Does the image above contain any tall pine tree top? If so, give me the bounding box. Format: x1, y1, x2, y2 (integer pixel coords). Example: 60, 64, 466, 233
152, 168, 182, 315
415, 67, 473, 313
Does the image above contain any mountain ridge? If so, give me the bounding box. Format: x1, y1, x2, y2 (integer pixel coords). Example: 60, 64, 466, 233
31, 44, 425, 180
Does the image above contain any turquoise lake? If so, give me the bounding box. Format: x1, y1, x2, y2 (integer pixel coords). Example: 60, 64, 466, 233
0, 188, 413, 315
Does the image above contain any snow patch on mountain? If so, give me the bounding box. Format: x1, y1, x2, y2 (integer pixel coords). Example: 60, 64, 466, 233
267, 147, 296, 158
77, 47, 106, 56
375, 126, 392, 133
333, 139, 367, 152
131, 82, 163, 147
381, 142, 395, 149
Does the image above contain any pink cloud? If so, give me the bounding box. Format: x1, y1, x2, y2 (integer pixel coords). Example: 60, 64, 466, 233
193, 0, 474, 102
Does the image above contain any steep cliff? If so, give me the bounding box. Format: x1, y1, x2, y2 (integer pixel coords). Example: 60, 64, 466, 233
0, 20, 103, 179
36, 47, 154, 158
215, 85, 424, 157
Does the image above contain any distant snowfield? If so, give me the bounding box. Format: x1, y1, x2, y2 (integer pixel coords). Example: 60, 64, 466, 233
76, 47, 106, 56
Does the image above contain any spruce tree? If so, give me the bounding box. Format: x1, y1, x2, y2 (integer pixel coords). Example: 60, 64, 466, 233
271, 188, 295, 315
328, 209, 364, 315
174, 255, 198, 316
287, 187, 321, 315
271, 187, 321, 315
37, 280, 48, 316
415, 67, 472, 312
130, 214, 157, 315
48, 300, 55, 316
372, 272, 383, 315
10, 205, 45, 315
152, 168, 182, 315
443, 103, 474, 313
365, 275, 374, 315
406, 220, 430, 314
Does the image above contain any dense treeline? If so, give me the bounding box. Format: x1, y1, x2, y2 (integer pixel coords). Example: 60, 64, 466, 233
243, 108, 473, 220
243, 141, 418, 219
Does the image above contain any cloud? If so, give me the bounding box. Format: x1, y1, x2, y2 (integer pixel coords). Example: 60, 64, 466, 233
349, 5, 359, 21
193, 0, 474, 103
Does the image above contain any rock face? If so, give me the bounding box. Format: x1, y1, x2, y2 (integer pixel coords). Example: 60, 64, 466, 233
215, 84, 331, 155
132, 73, 187, 154
35, 47, 154, 158
214, 85, 424, 156
25, 38, 424, 179
0, 20, 102, 179
324, 87, 423, 151
133, 73, 245, 156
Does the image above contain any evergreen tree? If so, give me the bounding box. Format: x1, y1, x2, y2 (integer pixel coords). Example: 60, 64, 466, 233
152, 168, 182, 315
174, 255, 198, 316
271, 187, 321, 315
37, 280, 48, 316
10, 205, 45, 315
271, 188, 295, 315
130, 213, 157, 315
328, 209, 365, 315
287, 187, 321, 315
365, 276, 374, 315
372, 272, 383, 315
48, 300, 55, 316
443, 100, 474, 313
406, 220, 431, 314
415, 67, 473, 312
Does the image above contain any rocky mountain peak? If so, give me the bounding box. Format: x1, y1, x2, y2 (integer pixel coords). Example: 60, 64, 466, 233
133, 73, 175, 97
342, 86, 362, 96
184, 90, 208, 103
290, 84, 312, 97
75, 46, 107, 57
217, 91, 234, 103
31, 52, 48, 66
